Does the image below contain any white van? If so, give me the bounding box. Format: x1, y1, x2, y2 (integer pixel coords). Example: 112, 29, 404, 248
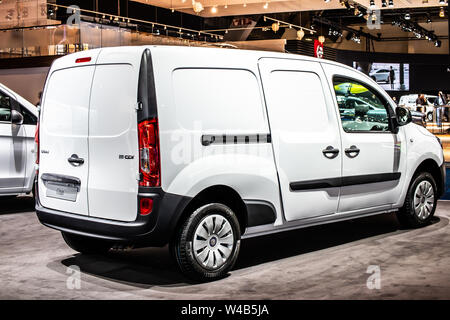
399, 94, 438, 121
36, 46, 445, 281
0, 83, 37, 198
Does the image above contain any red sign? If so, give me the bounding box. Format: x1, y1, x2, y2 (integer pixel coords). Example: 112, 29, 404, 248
314, 40, 324, 59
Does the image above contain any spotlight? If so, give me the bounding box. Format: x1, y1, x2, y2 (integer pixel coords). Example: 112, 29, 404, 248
211, 6, 217, 13
263, 2, 268, 9
404, 13, 411, 20
435, 39, 441, 47
388, 0, 394, 7
370, 0, 375, 8
439, 7, 445, 18
382, 0, 387, 7
439, 0, 445, 4
426, 15, 431, 23
324, 0, 331, 3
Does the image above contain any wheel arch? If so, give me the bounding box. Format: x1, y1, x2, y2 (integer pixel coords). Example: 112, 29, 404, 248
174, 185, 248, 237
411, 158, 444, 196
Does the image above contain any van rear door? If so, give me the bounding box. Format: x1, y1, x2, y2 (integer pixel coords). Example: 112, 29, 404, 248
87, 64, 139, 222
38, 65, 95, 215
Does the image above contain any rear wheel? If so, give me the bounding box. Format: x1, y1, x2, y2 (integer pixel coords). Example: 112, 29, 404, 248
397, 172, 437, 228
172, 203, 241, 281
61, 232, 112, 254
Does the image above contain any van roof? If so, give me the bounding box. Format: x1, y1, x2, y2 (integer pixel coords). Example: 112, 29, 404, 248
49, 45, 368, 82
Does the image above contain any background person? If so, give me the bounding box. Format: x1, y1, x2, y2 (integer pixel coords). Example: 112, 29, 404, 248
389, 66, 395, 90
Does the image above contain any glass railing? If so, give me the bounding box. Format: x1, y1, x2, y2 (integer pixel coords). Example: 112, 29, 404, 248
0, 21, 217, 59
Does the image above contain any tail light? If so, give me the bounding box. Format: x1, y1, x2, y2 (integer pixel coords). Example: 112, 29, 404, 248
138, 118, 160, 187
139, 198, 153, 216
34, 122, 40, 165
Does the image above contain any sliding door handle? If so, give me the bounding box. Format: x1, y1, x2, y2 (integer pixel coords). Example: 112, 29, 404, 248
345, 146, 360, 158
322, 146, 340, 159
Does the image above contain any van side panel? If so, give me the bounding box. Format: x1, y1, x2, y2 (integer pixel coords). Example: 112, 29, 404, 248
151, 47, 283, 226
87, 64, 139, 222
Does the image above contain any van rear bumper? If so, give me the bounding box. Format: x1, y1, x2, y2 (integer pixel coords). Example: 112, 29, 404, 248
35, 188, 192, 247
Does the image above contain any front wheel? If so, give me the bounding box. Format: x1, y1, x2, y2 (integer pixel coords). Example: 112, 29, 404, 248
397, 172, 437, 228
172, 203, 241, 281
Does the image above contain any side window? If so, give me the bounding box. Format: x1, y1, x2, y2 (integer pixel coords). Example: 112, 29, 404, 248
20, 105, 37, 125
333, 77, 391, 133
0, 90, 12, 122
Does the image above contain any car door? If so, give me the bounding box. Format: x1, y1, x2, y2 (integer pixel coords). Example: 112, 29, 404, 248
19, 103, 37, 192
259, 58, 342, 221
323, 63, 406, 213
0, 89, 27, 194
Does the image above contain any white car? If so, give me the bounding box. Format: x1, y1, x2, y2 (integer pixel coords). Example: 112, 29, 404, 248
36, 46, 445, 281
0, 83, 37, 198
399, 94, 439, 121
369, 69, 391, 83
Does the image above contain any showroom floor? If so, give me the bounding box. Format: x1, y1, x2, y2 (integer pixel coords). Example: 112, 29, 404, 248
1, 196, 450, 300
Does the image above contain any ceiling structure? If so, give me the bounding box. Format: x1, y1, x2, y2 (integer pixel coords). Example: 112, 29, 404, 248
133, 0, 448, 17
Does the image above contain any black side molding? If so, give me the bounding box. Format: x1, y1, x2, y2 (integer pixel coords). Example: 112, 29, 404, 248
244, 200, 276, 227
290, 172, 401, 191
202, 134, 271, 146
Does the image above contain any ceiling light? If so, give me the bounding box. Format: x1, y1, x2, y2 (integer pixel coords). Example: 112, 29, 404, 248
263, 2, 268, 9
388, 0, 394, 7
271, 22, 279, 32
211, 6, 217, 13
435, 39, 441, 47
439, 0, 445, 4
404, 13, 411, 20
324, 0, 331, 3
297, 29, 305, 40
382, 0, 387, 7
192, 1, 204, 13
243, 3, 247, 7
439, 7, 445, 18
224, 4, 228, 8
370, 0, 375, 8
318, 35, 325, 43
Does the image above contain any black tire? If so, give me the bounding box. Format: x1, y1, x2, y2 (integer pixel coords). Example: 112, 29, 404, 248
397, 172, 437, 228
61, 232, 112, 254
172, 203, 241, 281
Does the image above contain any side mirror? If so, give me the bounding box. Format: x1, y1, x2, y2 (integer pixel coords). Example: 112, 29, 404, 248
396, 106, 412, 127
11, 110, 23, 125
